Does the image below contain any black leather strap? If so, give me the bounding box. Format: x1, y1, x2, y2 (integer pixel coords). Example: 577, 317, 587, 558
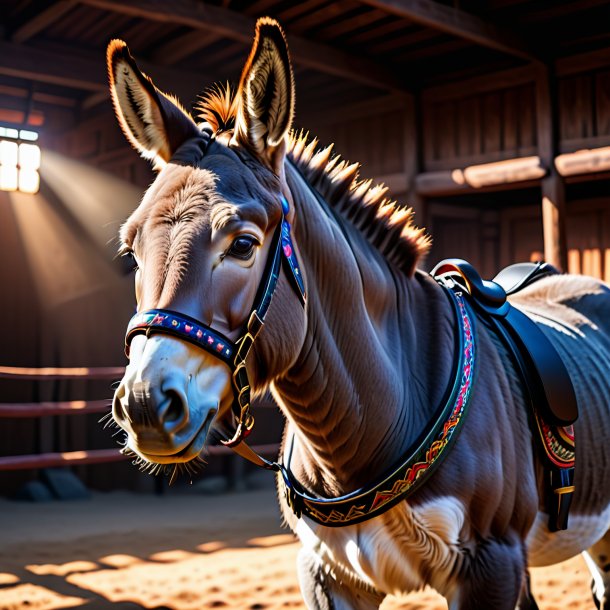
432, 258, 578, 427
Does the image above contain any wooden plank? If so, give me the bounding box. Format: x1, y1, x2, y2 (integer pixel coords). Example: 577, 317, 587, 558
558, 78, 581, 149
502, 88, 518, 152
0, 444, 280, 470
74, 0, 408, 92
0, 365, 125, 380
463, 156, 546, 187
555, 146, 610, 176
11, 1, 75, 43
150, 29, 221, 66
556, 47, 610, 77
423, 146, 538, 172
437, 101, 456, 160
298, 93, 408, 127
596, 71, 610, 137
0, 40, 106, 91
368, 26, 437, 55
456, 97, 475, 157
423, 65, 535, 102
0, 449, 129, 471
482, 92, 502, 154
0, 40, 212, 99
0, 400, 110, 418
315, 7, 388, 40
358, 0, 537, 61
559, 135, 610, 153
517, 85, 535, 150
395, 38, 468, 63
415, 156, 546, 195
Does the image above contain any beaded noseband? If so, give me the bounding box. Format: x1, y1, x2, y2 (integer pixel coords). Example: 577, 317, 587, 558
125, 192, 306, 458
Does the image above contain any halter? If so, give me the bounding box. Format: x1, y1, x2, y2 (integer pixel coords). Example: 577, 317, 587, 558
125, 193, 306, 461
122, 146, 476, 527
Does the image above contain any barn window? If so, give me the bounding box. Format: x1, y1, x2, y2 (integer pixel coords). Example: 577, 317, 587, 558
0, 127, 40, 194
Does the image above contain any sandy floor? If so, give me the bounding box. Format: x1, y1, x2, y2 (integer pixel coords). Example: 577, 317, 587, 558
0, 484, 596, 610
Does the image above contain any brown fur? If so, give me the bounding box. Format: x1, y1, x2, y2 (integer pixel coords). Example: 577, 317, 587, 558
195, 85, 431, 276
109, 18, 610, 610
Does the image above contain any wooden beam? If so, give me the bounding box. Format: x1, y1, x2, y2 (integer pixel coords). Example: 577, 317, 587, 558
298, 93, 409, 127
463, 156, 546, 187
0, 40, 215, 104
150, 29, 221, 66
0, 41, 106, 91
0, 84, 78, 108
555, 146, 610, 177
423, 65, 535, 102
11, 1, 75, 43
0, 400, 109, 418
358, 0, 538, 62
536, 64, 568, 271
0, 365, 125, 379
555, 47, 610, 77
73, 0, 408, 92
415, 157, 547, 196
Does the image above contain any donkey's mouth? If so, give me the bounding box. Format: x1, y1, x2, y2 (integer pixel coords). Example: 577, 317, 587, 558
127, 409, 216, 465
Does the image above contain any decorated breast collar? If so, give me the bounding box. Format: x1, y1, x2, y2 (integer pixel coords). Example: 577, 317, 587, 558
278, 287, 476, 527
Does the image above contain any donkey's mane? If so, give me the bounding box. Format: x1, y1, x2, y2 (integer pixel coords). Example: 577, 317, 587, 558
195, 85, 431, 274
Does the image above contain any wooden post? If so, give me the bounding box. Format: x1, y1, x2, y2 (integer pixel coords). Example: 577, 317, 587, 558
541, 173, 568, 270
536, 65, 568, 271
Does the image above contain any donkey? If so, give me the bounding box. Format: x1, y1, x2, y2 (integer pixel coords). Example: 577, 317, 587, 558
108, 18, 610, 610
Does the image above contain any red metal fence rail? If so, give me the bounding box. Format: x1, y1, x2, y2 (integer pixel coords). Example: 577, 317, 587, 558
0, 366, 279, 472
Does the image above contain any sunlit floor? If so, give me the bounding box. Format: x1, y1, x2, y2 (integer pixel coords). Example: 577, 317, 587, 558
0, 484, 596, 610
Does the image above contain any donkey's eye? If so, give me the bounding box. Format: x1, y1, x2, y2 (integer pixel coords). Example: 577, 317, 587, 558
120, 249, 139, 274
228, 235, 258, 260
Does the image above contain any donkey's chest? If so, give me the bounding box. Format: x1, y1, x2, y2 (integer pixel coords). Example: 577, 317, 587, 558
293, 496, 468, 597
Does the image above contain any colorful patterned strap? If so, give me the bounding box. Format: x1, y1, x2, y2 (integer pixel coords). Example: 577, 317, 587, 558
126, 310, 235, 364
278, 289, 476, 526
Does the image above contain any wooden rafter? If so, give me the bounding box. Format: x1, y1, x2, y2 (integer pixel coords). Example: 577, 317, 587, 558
72, 0, 408, 92
0, 41, 105, 91
358, 0, 538, 62
11, 1, 75, 43
0, 40, 216, 103
150, 29, 221, 65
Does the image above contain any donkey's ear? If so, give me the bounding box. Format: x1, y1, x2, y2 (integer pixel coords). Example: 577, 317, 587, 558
234, 18, 295, 172
107, 40, 199, 168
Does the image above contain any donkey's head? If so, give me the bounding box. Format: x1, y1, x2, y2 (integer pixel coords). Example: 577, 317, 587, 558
110, 19, 307, 466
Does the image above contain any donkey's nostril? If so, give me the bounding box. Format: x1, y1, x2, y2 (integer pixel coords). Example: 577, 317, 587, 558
164, 392, 183, 422
158, 389, 188, 431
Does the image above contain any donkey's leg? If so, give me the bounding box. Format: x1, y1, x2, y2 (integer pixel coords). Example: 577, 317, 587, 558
584, 530, 610, 609
297, 548, 385, 610
451, 536, 526, 610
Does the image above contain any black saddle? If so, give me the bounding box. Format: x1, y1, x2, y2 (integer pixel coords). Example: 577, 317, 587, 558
432, 259, 578, 427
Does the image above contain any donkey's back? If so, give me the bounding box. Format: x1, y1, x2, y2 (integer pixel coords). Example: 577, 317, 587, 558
511, 274, 610, 571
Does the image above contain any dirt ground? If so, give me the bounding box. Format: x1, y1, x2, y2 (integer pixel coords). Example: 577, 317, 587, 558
0, 482, 596, 610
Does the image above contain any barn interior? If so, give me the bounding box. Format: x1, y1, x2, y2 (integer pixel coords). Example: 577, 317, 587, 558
1, 0, 609, 496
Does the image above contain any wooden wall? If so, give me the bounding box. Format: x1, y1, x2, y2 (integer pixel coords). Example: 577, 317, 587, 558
3, 47, 610, 496
422, 82, 537, 171
558, 69, 610, 153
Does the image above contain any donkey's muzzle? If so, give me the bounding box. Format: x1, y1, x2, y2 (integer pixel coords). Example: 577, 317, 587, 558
113, 377, 194, 449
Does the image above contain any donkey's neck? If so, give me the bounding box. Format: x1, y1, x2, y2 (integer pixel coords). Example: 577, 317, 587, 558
273, 167, 456, 496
